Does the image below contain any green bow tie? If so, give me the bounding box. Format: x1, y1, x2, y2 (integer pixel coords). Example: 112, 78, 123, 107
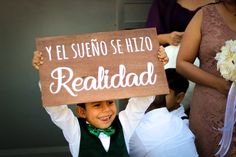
87, 124, 115, 137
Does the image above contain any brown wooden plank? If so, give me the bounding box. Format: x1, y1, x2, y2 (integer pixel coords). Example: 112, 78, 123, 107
36, 28, 169, 106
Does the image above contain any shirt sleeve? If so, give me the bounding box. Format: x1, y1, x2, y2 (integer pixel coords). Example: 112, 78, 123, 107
119, 96, 155, 152
44, 105, 80, 157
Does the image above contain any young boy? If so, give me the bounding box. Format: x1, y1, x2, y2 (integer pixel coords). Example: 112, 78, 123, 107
32, 46, 168, 157
129, 68, 198, 157
165, 68, 190, 125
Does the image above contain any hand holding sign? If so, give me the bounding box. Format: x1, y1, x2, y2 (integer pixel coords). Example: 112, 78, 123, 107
35, 28, 169, 106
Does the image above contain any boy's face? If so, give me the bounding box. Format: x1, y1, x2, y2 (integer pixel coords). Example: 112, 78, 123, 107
165, 89, 184, 111
77, 100, 117, 129
165, 89, 177, 111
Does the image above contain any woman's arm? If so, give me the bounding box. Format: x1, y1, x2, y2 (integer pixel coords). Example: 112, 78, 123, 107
176, 9, 230, 95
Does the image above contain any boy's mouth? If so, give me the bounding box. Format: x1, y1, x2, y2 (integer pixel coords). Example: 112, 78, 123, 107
99, 115, 112, 123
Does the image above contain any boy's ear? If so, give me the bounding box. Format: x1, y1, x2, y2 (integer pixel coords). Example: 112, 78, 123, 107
76, 106, 86, 118
176, 92, 185, 104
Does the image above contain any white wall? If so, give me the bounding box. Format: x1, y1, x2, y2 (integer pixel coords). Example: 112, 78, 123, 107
0, 0, 151, 156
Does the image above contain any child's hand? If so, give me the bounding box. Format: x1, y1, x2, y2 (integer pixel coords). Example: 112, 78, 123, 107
157, 46, 169, 65
32, 51, 43, 70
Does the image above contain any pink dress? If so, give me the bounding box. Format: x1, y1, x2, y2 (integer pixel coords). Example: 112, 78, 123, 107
189, 4, 236, 157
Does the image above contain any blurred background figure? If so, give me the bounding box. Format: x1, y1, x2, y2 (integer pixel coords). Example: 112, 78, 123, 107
146, 0, 214, 46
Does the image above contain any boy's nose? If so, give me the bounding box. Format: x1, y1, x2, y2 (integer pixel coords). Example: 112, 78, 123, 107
102, 104, 112, 112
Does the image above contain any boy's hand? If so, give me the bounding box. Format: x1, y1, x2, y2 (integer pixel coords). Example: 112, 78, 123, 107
32, 51, 43, 70
157, 46, 169, 65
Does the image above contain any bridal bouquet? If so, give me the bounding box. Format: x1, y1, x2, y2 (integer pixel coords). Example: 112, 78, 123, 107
215, 40, 236, 81
215, 39, 236, 157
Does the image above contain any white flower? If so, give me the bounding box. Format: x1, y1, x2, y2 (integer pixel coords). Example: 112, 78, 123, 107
215, 40, 236, 82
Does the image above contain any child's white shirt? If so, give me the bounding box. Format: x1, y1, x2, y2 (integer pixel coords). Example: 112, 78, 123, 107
45, 96, 155, 157
129, 107, 198, 157
170, 104, 189, 126
98, 133, 110, 152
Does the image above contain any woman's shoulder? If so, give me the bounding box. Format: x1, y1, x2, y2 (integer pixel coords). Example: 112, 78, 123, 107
199, 2, 222, 24
193, 3, 217, 20
200, 2, 218, 12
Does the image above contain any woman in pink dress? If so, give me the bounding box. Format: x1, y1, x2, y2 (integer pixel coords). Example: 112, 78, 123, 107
176, 0, 236, 156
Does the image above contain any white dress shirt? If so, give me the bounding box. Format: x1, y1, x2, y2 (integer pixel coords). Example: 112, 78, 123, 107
45, 96, 155, 157
129, 107, 198, 157
170, 104, 189, 125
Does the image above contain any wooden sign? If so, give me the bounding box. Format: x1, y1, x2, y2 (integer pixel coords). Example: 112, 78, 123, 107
36, 28, 169, 106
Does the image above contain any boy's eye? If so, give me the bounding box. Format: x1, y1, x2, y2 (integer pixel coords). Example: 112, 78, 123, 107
107, 101, 114, 105
93, 103, 101, 107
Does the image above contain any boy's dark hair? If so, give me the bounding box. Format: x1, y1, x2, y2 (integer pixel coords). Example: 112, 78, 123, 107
77, 103, 86, 109
145, 94, 166, 113
165, 68, 189, 95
